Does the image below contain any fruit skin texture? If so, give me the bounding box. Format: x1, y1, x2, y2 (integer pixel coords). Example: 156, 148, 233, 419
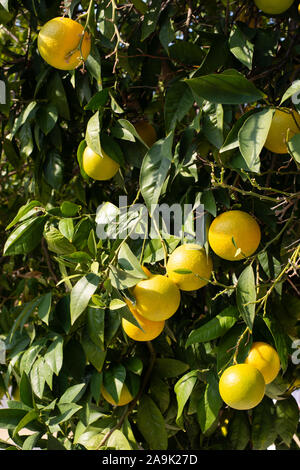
82, 146, 120, 181
38, 17, 91, 70
254, 0, 294, 15
219, 364, 265, 410
208, 210, 261, 261
101, 384, 133, 406
166, 243, 213, 291
122, 299, 165, 341
264, 109, 300, 154
132, 274, 181, 322
245, 342, 281, 384
134, 120, 157, 148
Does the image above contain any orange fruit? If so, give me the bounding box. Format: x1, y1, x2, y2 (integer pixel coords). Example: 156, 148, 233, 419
101, 383, 133, 406
122, 299, 165, 341
166, 243, 213, 291
219, 364, 265, 410
254, 0, 294, 15
264, 109, 300, 154
134, 120, 157, 147
132, 273, 180, 322
208, 210, 261, 261
82, 146, 120, 181
244, 342, 281, 384
37, 17, 91, 70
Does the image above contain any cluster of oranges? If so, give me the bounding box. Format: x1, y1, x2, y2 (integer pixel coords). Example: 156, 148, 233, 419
36, 13, 293, 409
219, 342, 281, 410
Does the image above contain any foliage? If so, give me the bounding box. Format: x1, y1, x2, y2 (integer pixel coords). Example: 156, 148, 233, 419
0, 0, 300, 451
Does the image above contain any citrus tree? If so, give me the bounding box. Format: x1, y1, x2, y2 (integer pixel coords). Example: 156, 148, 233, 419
0, 0, 300, 451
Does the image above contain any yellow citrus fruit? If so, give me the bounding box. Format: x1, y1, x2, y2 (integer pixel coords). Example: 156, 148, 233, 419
82, 146, 120, 181
254, 0, 294, 15
244, 342, 281, 384
101, 383, 133, 406
122, 299, 165, 341
37, 17, 91, 70
166, 243, 213, 291
132, 274, 181, 322
219, 364, 265, 410
208, 210, 261, 261
134, 120, 157, 147
264, 109, 300, 154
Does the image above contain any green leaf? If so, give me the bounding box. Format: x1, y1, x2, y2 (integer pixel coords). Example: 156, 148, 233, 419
263, 316, 289, 372
0, 409, 27, 429
58, 383, 87, 404
169, 41, 205, 66
150, 375, 170, 415
251, 397, 277, 450
118, 243, 148, 279
85, 111, 101, 155
197, 371, 222, 433
100, 133, 125, 166
174, 370, 198, 423
70, 273, 100, 324
202, 102, 224, 149
22, 432, 41, 450
106, 429, 132, 450
287, 133, 300, 164
186, 69, 265, 104
30, 357, 46, 399
229, 25, 254, 70
60, 201, 81, 217
48, 403, 82, 426
164, 81, 194, 133
3, 138, 21, 169
86, 46, 102, 86
275, 396, 299, 446
109, 265, 144, 291
81, 330, 106, 372
87, 306, 105, 350
140, 131, 174, 213
137, 395, 168, 450
228, 412, 251, 450
38, 293, 52, 325
103, 364, 127, 403
141, 0, 161, 41
220, 108, 256, 153
58, 218, 74, 243
43, 152, 64, 190
4, 216, 47, 255
44, 336, 64, 376
236, 265, 256, 332
186, 306, 239, 347
238, 108, 274, 173
6, 200, 43, 231
154, 358, 190, 378
37, 104, 58, 135
131, 0, 147, 14
12, 409, 38, 438
201, 189, 217, 217
280, 79, 300, 105
19, 373, 34, 409
87, 229, 97, 258
84, 89, 109, 112
47, 72, 70, 120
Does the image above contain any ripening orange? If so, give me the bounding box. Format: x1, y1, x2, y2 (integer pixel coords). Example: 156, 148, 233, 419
38, 17, 91, 70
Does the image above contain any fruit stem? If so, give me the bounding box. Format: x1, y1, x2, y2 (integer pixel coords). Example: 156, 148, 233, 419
233, 327, 250, 365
